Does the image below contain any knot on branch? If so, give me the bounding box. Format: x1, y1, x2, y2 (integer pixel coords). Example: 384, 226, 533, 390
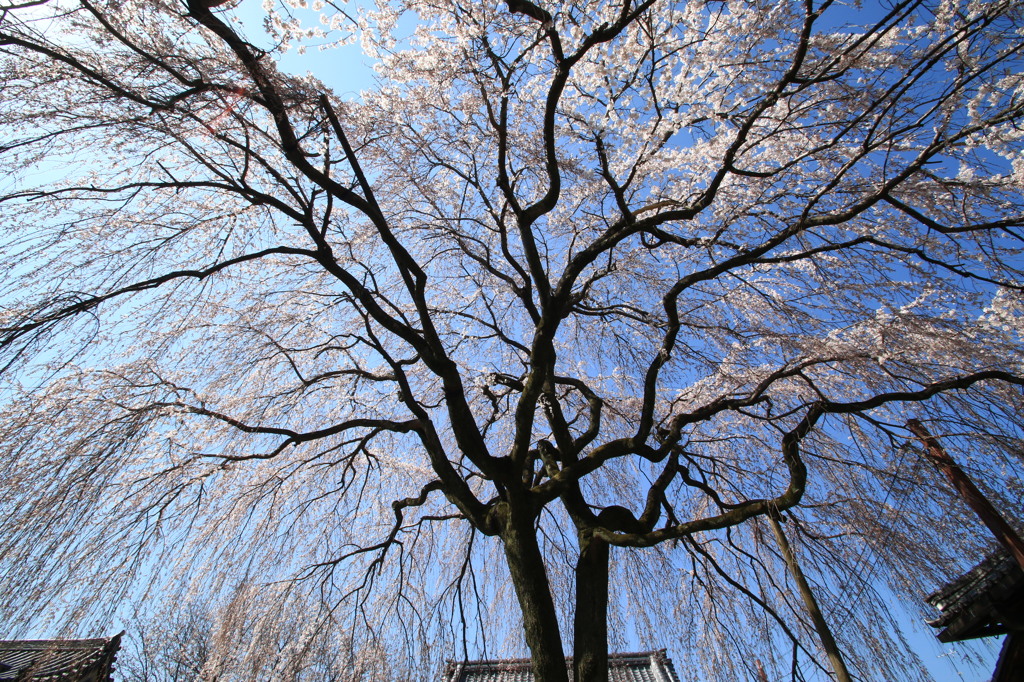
596, 505, 644, 535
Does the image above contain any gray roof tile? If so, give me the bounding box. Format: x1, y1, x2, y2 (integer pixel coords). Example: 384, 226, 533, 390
444, 650, 681, 682
925, 548, 1024, 642
0, 634, 122, 682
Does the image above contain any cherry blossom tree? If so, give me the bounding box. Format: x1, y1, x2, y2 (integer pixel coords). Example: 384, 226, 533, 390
119, 583, 390, 682
1, 0, 1022, 680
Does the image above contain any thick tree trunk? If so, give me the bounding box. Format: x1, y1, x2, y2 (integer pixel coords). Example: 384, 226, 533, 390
573, 530, 609, 682
768, 512, 852, 682
500, 503, 570, 682
907, 419, 1024, 571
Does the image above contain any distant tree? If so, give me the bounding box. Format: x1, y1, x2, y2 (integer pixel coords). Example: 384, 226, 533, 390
118, 584, 390, 682
0, 0, 1022, 680
120, 604, 213, 682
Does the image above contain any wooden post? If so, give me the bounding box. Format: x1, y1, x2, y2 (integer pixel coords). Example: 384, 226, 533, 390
907, 419, 1024, 572
768, 511, 854, 682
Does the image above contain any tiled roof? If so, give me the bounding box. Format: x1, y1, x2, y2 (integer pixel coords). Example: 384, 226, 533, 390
0, 634, 122, 682
443, 650, 681, 682
926, 548, 1024, 642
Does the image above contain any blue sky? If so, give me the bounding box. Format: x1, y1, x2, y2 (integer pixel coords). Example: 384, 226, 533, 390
208, 2, 1012, 680
232, 0, 380, 101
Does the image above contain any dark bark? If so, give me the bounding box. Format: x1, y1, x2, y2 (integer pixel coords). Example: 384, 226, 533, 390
573, 530, 609, 682
499, 502, 569, 682
907, 419, 1024, 572
767, 512, 852, 682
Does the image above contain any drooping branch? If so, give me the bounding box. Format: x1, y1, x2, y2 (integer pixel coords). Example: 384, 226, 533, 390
0, 246, 316, 354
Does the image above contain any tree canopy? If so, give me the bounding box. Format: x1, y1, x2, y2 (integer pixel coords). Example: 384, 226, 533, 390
1, 0, 1022, 679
